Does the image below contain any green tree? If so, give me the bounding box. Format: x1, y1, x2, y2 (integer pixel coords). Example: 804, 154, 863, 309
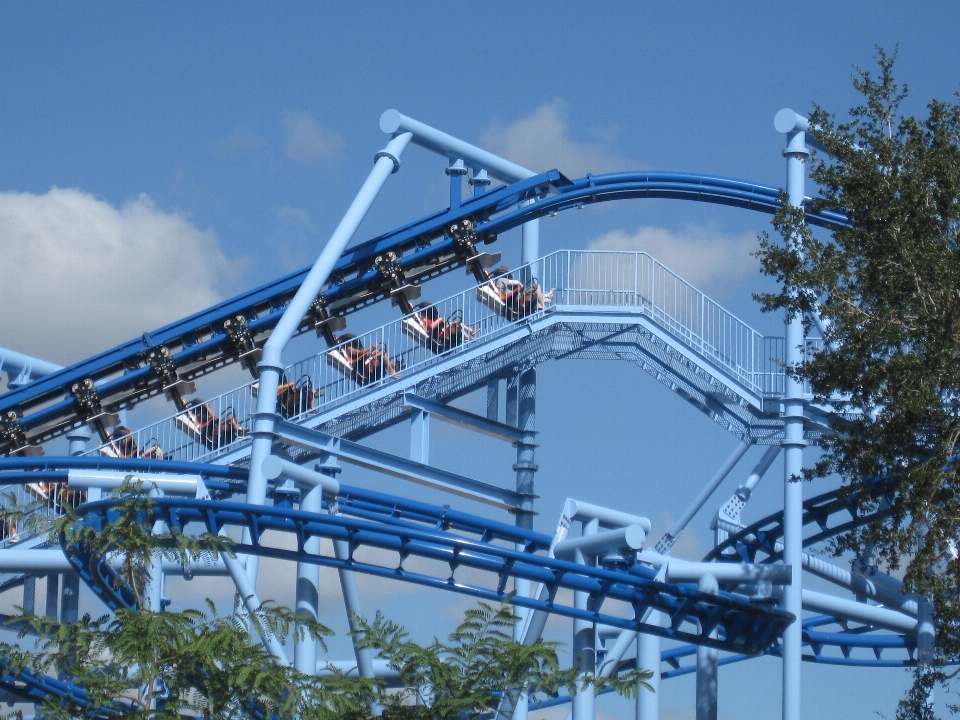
756, 48, 960, 717
0, 483, 648, 719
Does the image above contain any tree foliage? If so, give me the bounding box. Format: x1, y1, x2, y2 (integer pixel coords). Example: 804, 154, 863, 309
755, 48, 960, 713
0, 482, 649, 718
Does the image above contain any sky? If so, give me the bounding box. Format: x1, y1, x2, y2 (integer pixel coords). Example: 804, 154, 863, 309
2, 3, 960, 719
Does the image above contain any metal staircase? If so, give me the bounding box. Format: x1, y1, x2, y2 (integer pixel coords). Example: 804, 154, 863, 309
82, 250, 791, 470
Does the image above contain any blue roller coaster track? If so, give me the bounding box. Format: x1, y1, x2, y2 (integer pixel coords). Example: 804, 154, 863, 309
0, 109, 929, 720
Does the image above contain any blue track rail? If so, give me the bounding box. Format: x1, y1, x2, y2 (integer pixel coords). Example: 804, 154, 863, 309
0, 455, 927, 710
0, 170, 846, 454
64, 494, 791, 655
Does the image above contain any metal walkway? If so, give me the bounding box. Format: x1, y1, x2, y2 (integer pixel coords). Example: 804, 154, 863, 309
83, 249, 793, 475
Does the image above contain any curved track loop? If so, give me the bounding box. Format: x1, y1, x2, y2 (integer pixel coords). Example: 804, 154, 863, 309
0, 170, 845, 453
704, 482, 891, 564
531, 614, 918, 712
64, 492, 790, 655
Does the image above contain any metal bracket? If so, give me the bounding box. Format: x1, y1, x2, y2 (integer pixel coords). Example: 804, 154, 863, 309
374, 251, 420, 314
223, 315, 262, 377
308, 296, 347, 345
68, 379, 119, 441
449, 218, 500, 282
145, 346, 194, 408
0, 411, 43, 456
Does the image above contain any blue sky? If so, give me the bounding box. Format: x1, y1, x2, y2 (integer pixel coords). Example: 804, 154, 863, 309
2, 3, 960, 719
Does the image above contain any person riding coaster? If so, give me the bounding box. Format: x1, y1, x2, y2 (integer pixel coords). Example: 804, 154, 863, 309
179, 399, 246, 450
104, 425, 165, 460
404, 302, 478, 353
478, 265, 554, 321
328, 333, 401, 385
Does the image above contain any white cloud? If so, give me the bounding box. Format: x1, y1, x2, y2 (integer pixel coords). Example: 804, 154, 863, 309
586, 224, 759, 295
481, 99, 634, 178
216, 122, 270, 158
283, 110, 345, 164
0, 188, 237, 364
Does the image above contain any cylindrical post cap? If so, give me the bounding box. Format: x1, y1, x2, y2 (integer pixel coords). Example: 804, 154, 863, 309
380, 109, 403, 134
623, 524, 647, 550
774, 108, 808, 134
261, 455, 283, 481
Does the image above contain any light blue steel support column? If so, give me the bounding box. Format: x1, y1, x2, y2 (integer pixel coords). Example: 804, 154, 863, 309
244, 131, 412, 588
67, 426, 91, 456
59, 574, 79, 623
60, 426, 91, 623
486, 378, 500, 421
44, 574, 58, 618
917, 596, 936, 712
470, 169, 491, 197
572, 518, 599, 720
22, 577, 35, 615
655, 442, 750, 555
506, 373, 518, 428
147, 488, 166, 613
512, 366, 537, 720
636, 611, 662, 720
776, 108, 810, 720
695, 574, 718, 720
447, 159, 466, 208
410, 409, 430, 464
514, 368, 537, 531
294, 479, 322, 676
0, 347, 62, 389
323, 453, 382, 716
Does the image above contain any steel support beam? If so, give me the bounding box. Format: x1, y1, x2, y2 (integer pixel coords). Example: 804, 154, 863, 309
403, 392, 526, 444
272, 418, 521, 509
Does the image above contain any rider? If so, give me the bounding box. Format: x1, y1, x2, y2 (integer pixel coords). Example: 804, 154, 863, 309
336, 334, 400, 382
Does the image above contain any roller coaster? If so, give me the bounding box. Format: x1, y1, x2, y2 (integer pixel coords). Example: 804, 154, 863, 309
0, 109, 930, 720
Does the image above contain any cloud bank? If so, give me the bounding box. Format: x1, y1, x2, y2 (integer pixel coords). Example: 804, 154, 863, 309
283, 110, 345, 164
0, 188, 235, 364
587, 224, 759, 295
480, 99, 634, 178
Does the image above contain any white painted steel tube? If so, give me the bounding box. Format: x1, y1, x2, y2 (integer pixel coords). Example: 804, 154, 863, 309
295, 483, 322, 676
317, 659, 400, 680
670, 562, 791, 585
220, 539, 289, 665
245, 131, 412, 588
260, 456, 340, 497
0, 549, 74, 573
696, 574, 719, 720
638, 550, 792, 584
572, 520, 598, 720
68, 470, 201, 495
773, 109, 828, 154
554, 525, 646, 561
0, 347, 62, 379
660, 442, 750, 552
334, 538, 383, 715
637, 611, 663, 720
801, 553, 917, 615
380, 110, 534, 183
567, 499, 652, 533
801, 589, 917, 634
741, 445, 781, 497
